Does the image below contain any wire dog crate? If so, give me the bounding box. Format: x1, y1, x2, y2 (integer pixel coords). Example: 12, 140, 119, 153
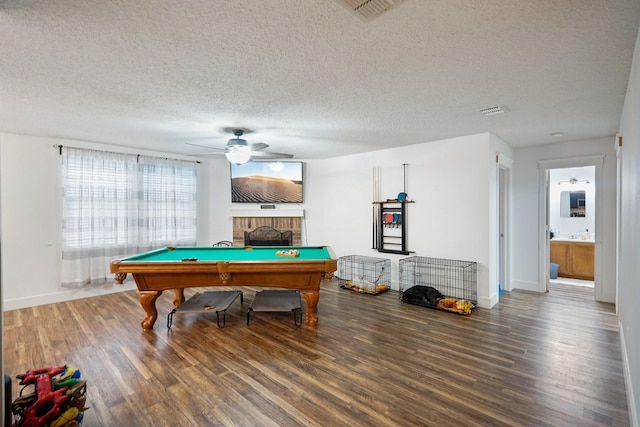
399, 256, 477, 314
336, 255, 390, 295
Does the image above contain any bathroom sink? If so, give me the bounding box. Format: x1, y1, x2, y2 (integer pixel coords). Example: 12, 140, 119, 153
551, 235, 594, 242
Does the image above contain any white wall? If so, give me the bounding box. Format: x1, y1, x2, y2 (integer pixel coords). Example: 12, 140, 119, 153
0, 132, 4, 412
617, 21, 640, 427
304, 132, 510, 308
511, 138, 617, 300
0, 131, 618, 309
1, 131, 512, 311
0, 133, 211, 310
0, 133, 60, 303
205, 132, 513, 309
204, 158, 234, 244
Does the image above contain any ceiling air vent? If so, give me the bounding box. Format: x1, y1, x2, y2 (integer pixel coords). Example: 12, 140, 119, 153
334, 0, 404, 21
479, 105, 508, 116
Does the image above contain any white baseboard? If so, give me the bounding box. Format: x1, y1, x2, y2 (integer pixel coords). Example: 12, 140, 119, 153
512, 279, 544, 292
619, 322, 638, 427
2, 281, 137, 311
477, 293, 499, 309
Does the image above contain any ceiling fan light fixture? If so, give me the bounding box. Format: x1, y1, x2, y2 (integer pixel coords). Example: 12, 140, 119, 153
225, 147, 252, 164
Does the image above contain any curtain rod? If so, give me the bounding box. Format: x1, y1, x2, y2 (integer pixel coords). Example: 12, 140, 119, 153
53, 144, 201, 164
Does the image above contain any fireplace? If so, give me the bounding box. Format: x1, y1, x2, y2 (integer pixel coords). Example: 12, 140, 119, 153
232, 216, 302, 246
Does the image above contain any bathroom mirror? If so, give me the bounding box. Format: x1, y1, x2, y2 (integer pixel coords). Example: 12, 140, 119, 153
560, 190, 586, 217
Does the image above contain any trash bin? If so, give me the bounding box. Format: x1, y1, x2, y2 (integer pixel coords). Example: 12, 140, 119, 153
550, 262, 559, 279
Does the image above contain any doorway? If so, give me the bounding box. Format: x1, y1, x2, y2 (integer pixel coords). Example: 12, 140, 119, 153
538, 156, 604, 299
548, 166, 595, 291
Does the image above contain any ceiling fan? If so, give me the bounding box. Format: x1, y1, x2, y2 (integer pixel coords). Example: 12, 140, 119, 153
187, 129, 294, 164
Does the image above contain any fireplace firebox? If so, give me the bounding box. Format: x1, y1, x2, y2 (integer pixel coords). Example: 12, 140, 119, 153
244, 226, 293, 246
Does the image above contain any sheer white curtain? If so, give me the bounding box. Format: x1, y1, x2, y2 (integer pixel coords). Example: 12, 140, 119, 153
138, 155, 198, 246
61, 147, 197, 287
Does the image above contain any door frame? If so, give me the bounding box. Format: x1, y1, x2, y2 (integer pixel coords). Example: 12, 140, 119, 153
497, 153, 513, 293
614, 134, 622, 312
538, 155, 604, 296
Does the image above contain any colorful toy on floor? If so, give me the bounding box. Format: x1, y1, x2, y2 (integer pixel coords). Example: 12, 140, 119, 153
342, 279, 389, 295
436, 297, 474, 315
11, 365, 88, 427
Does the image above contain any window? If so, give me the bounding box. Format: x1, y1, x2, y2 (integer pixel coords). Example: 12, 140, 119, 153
61, 147, 197, 287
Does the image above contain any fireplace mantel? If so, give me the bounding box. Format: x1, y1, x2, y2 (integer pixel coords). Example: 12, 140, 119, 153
230, 208, 304, 218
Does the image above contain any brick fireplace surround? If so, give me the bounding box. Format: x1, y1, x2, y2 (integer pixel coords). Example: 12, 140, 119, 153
232, 216, 302, 246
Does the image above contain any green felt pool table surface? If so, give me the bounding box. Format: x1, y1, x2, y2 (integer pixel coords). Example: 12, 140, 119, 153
121, 246, 333, 262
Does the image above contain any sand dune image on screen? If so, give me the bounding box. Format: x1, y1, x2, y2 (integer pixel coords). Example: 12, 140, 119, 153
232, 175, 302, 203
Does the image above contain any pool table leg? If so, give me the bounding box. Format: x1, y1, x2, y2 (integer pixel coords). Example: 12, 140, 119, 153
301, 290, 319, 328
139, 291, 162, 331
173, 289, 185, 307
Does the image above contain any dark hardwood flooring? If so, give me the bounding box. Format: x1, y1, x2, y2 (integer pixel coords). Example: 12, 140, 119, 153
3, 281, 628, 426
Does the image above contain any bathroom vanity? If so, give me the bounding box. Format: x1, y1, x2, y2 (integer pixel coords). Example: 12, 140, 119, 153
550, 239, 594, 281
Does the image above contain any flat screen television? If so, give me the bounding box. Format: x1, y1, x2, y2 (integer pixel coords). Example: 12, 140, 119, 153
230, 161, 303, 203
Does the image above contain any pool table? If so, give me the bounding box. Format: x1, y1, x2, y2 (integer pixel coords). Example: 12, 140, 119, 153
110, 246, 337, 330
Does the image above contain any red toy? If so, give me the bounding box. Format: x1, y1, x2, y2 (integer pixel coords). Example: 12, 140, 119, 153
15, 366, 70, 427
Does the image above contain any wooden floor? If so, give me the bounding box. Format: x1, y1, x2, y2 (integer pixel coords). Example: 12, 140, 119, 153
4, 282, 629, 427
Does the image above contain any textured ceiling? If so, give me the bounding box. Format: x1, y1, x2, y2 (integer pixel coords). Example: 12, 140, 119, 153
1, 0, 639, 159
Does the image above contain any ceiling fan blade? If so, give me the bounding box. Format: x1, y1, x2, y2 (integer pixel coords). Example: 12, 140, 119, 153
185, 142, 225, 152
248, 142, 269, 151
250, 151, 294, 159
186, 152, 226, 157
